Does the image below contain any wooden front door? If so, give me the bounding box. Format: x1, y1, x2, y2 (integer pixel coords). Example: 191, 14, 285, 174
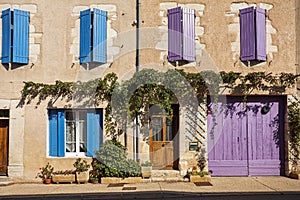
150, 115, 178, 169
0, 120, 9, 176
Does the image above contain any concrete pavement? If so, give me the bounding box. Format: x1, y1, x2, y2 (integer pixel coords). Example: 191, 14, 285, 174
0, 176, 299, 197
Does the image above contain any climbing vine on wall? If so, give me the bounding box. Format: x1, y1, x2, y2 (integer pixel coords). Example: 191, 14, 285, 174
20, 69, 298, 138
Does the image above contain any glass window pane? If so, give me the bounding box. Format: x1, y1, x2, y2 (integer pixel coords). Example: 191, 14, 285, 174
152, 118, 163, 141
78, 111, 87, 152
66, 121, 76, 153
166, 118, 172, 141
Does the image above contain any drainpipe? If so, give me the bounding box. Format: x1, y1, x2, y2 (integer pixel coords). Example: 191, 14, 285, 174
134, 0, 140, 162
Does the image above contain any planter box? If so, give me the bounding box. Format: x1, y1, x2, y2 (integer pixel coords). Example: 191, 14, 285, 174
52, 174, 75, 184
141, 166, 152, 179
189, 175, 211, 183
76, 171, 89, 184
290, 173, 300, 180
101, 177, 142, 184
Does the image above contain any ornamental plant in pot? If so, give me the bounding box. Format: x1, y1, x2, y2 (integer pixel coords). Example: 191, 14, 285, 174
36, 162, 54, 184
73, 158, 90, 184
141, 161, 152, 179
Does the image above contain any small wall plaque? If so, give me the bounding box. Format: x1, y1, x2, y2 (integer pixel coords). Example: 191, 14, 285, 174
189, 142, 199, 151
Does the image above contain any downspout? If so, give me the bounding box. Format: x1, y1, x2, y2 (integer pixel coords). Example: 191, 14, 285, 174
134, 0, 141, 162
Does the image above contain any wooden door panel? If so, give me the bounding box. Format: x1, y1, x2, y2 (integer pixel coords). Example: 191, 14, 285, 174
0, 120, 8, 176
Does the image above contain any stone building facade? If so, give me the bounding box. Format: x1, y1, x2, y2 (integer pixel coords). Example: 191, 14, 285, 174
0, 0, 297, 181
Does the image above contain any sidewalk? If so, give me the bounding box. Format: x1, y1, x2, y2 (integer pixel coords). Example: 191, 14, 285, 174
0, 177, 300, 197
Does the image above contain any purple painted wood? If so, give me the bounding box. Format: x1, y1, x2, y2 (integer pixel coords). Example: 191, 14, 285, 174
182, 8, 195, 61
208, 96, 285, 176
168, 7, 182, 62
256, 8, 267, 61
240, 7, 255, 61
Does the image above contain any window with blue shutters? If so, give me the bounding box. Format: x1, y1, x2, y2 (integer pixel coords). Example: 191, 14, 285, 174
80, 8, 107, 64
49, 109, 103, 157
240, 7, 266, 62
1, 8, 29, 64
168, 7, 195, 62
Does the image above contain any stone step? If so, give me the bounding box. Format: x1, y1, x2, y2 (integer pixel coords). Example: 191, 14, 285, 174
0, 177, 13, 186
141, 177, 189, 183
151, 170, 181, 178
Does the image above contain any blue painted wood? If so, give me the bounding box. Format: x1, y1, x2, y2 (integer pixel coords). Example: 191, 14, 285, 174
87, 109, 103, 157
49, 110, 58, 157
256, 7, 266, 61
57, 110, 65, 157
240, 7, 256, 61
13, 9, 29, 64
93, 9, 107, 63
182, 8, 195, 61
1, 9, 11, 64
80, 9, 92, 63
168, 7, 182, 62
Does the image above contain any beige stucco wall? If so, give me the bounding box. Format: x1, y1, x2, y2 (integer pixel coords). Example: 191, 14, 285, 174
0, 0, 297, 180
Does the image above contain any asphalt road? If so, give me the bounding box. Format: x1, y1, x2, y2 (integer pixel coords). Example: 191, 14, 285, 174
1, 192, 300, 200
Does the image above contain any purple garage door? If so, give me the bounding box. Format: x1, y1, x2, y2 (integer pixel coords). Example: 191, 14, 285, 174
208, 96, 285, 176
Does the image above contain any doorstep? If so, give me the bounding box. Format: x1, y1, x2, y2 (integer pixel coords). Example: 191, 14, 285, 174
141, 170, 189, 182
0, 176, 14, 186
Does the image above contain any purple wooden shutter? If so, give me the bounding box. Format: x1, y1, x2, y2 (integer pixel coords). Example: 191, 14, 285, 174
240, 7, 255, 61
168, 7, 182, 62
182, 8, 195, 62
256, 8, 266, 61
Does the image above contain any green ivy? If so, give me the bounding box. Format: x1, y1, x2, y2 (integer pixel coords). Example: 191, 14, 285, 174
20, 69, 298, 138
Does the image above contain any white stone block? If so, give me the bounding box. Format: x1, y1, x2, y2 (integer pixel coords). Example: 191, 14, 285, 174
268, 45, 278, 53
266, 25, 277, 34
96, 5, 117, 12
29, 44, 40, 55
234, 17, 239, 23
162, 17, 168, 25
108, 46, 120, 56
70, 44, 79, 55
155, 40, 167, 51
185, 4, 205, 12
30, 55, 38, 63
31, 33, 42, 38
111, 15, 117, 21
73, 37, 79, 44
72, 6, 89, 14
231, 3, 249, 12
0, 4, 11, 11
266, 34, 272, 45
195, 17, 200, 26
160, 2, 177, 10
231, 42, 238, 52
29, 37, 35, 44
259, 3, 273, 10
225, 12, 235, 17
107, 27, 117, 38
195, 26, 204, 36
228, 23, 239, 32
159, 10, 165, 17
29, 25, 35, 33
12, 4, 20, 9
71, 28, 78, 38
20, 4, 37, 13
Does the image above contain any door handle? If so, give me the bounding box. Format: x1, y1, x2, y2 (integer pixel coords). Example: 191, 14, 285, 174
237, 137, 239, 142
162, 144, 165, 147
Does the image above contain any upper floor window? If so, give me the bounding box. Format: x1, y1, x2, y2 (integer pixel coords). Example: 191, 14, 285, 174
48, 109, 103, 157
240, 7, 266, 62
79, 9, 107, 64
168, 7, 195, 62
1, 9, 29, 64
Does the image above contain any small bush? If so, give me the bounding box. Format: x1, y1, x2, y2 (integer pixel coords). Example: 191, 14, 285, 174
92, 138, 141, 178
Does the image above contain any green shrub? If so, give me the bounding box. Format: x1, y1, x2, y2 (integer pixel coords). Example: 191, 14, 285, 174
92, 138, 141, 178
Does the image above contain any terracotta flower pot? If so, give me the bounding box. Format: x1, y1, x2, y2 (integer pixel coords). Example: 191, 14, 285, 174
44, 178, 51, 184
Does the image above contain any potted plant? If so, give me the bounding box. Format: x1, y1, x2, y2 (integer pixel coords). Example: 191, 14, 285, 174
36, 162, 54, 184
52, 169, 76, 184
73, 158, 90, 184
188, 148, 211, 183
141, 161, 152, 179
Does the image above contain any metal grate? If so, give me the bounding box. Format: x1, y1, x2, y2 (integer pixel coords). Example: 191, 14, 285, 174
122, 187, 137, 191
194, 182, 213, 186
107, 183, 125, 187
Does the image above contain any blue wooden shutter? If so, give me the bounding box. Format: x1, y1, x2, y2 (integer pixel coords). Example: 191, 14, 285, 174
12, 9, 29, 64
240, 7, 255, 61
256, 7, 266, 61
168, 7, 182, 62
93, 9, 107, 63
49, 110, 65, 157
87, 109, 103, 157
1, 9, 12, 64
182, 8, 195, 61
80, 9, 92, 63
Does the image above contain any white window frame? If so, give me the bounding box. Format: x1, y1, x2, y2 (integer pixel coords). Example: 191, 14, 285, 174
65, 110, 87, 157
